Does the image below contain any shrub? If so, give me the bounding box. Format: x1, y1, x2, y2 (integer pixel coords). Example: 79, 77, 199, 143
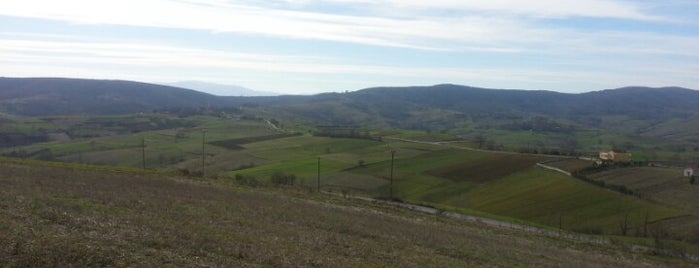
234, 174, 259, 187
270, 171, 296, 185
232, 163, 256, 171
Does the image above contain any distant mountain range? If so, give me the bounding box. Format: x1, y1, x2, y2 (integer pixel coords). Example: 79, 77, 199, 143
1, 77, 697, 127
167, 81, 277, 96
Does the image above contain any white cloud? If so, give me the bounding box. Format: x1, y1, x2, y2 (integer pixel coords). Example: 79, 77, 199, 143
0, 0, 697, 92
271, 0, 661, 20
0, 36, 590, 89
0, 0, 669, 51
390, 0, 658, 20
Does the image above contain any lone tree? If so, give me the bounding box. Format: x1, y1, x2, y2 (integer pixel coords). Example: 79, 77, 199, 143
473, 134, 486, 149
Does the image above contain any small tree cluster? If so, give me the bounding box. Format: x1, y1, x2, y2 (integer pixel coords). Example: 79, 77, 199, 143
270, 171, 296, 185
572, 169, 635, 196
313, 127, 378, 141
472, 135, 504, 151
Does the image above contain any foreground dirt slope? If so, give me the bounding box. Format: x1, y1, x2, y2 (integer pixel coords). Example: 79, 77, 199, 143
0, 160, 694, 267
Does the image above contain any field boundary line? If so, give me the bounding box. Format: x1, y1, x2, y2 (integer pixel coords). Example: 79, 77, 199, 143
536, 162, 572, 176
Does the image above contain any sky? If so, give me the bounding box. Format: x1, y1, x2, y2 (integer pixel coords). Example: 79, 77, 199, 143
1, 0, 698, 95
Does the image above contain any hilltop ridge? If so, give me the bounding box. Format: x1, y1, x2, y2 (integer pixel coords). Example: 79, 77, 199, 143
1, 77, 696, 119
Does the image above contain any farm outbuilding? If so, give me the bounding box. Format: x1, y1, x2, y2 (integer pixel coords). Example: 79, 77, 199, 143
684, 167, 697, 177
598, 150, 632, 162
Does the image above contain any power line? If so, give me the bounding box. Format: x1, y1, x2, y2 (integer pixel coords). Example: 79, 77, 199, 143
202, 128, 206, 177
390, 150, 395, 200
141, 137, 146, 170
317, 157, 321, 192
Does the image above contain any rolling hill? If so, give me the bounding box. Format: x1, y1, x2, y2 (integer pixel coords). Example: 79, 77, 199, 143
261, 84, 699, 156
2, 77, 698, 157
271, 84, 699, 126
3, 77, 697, 123
0, 77, 230, 115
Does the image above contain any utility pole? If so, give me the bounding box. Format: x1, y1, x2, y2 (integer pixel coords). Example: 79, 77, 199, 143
317, 157, 321, 192
390, 150, 395, 200
141, 137, 146, 170
558, 212, 563, 230
202, 128, 206, 177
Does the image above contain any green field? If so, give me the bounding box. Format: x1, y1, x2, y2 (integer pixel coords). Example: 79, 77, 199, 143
220, 135, 685, 239
466, 168, 680, 234
586, 166, 699, 243
587, 167, 697, 210
1, 115, 281, 173
1, 113, 695, 245
337, 148, 682, 235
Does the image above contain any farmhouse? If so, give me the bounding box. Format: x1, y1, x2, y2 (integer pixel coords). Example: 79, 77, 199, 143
684, 167, 697, 177
598, 150, 632, 162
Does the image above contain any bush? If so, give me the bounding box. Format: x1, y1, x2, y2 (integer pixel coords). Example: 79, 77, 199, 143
573, 226, 603, 235
270, 171, 296, 185
234, 174, 259, 187
232, 163, 256, 171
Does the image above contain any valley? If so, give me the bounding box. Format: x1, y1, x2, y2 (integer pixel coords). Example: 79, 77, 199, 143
1, 78, 699, 266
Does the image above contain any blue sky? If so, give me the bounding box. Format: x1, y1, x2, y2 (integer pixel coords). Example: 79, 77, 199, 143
1, 0, 698, 95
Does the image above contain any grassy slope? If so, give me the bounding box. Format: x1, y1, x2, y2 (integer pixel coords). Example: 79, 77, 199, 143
1, 115, 280, 173
588, 167, 698, 211
587, 167, 699, 242
0, 159, 695, 267
465, 168, 681, 234
232, 136, 687, 237
341, 146, 679, 228
237, 136, 389, 182
1, 115, 692, 241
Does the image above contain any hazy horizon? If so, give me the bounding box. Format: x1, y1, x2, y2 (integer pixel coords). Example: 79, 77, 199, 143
5, 76, 698, 97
